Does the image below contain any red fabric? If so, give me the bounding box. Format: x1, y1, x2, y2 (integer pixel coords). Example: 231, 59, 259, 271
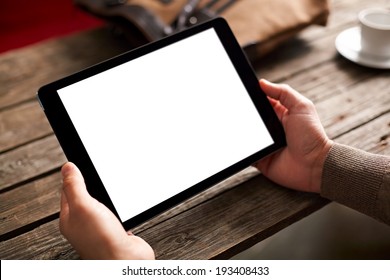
0, 0, 103, 53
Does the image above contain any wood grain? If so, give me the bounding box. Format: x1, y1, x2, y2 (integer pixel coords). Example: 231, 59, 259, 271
0, 172, 62, 236
335, 112, 390, 156
1, 111, 388, 259
0, 219, 77, 260
143, 176, 328, 259
0, 135, 66, 191
0, 101, 52, 153
0, 175, 328, 260
0, 28, 131, 110
316, 73, 390, 139
1, 71, 387, 192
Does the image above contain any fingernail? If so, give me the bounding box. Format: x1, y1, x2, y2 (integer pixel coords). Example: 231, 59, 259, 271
61, 162, 74, 177
261, 79, 272, 85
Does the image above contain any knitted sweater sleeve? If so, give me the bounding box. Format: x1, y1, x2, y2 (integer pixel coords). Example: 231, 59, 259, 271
321, 143, 390, 225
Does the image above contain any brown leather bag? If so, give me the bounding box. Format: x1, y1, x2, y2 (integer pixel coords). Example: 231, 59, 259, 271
74, 0, 330, 60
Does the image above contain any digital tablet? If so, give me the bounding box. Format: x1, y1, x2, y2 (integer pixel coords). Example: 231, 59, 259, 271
37, 18, 285, 230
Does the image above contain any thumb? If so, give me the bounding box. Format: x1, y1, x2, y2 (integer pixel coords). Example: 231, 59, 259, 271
260, 79, 311, 113
61, 162, 89, 207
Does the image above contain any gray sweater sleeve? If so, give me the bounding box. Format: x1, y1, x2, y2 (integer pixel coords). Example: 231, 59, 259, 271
321, 143, 390, 225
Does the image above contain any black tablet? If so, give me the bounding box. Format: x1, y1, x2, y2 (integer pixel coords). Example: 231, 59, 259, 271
37, 18, 285, 230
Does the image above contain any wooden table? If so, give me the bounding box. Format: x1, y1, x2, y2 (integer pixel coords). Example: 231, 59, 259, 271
1, 0, 389, 259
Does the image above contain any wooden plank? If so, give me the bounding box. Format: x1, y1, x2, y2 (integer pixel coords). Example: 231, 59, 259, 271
315, 73, 390, 139
134, 167, 259, 233
0, 173, 61, 236
335, 112, 390, 156
1, 70, 387, 192
1, 70, 387, 232
283, 59, 382, 103
0, 28, 130, 110
0, 135, 66, 191
0, 163, 258, 240
0, 175, 327, 260
143, 176, 328, 259
0, 101, 52, 153
0, 219, 78, 260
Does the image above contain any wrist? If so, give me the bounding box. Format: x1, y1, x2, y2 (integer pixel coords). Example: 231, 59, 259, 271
311, 139, 333, 193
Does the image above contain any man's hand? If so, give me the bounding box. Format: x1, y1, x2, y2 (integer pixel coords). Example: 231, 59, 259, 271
254, 79, 333, 193
60, 162, 155, 259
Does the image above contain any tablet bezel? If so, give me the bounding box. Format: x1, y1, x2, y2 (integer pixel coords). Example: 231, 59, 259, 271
37, 18, 286, 230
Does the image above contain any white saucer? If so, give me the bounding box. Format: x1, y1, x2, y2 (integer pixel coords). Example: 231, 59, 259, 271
335, 26, 390, 69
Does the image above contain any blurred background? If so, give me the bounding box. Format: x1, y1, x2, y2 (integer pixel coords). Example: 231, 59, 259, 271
0, 0, 103, 54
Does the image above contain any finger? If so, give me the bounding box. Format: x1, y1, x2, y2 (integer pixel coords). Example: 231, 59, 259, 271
260, 79, 312, 113
60, 189, 69, 215
59, 188, 70, 234
61, 162, 89, 207
253, 156, 269, 174
267, 97, 286, 122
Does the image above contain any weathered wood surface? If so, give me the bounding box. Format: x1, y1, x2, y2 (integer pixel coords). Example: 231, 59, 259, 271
1, 0, 389, 259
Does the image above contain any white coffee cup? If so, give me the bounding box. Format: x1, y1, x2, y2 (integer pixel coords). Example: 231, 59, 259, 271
358, 8, 390, 57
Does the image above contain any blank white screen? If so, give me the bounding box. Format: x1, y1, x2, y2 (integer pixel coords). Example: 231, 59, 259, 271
58, 28, 274, 222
